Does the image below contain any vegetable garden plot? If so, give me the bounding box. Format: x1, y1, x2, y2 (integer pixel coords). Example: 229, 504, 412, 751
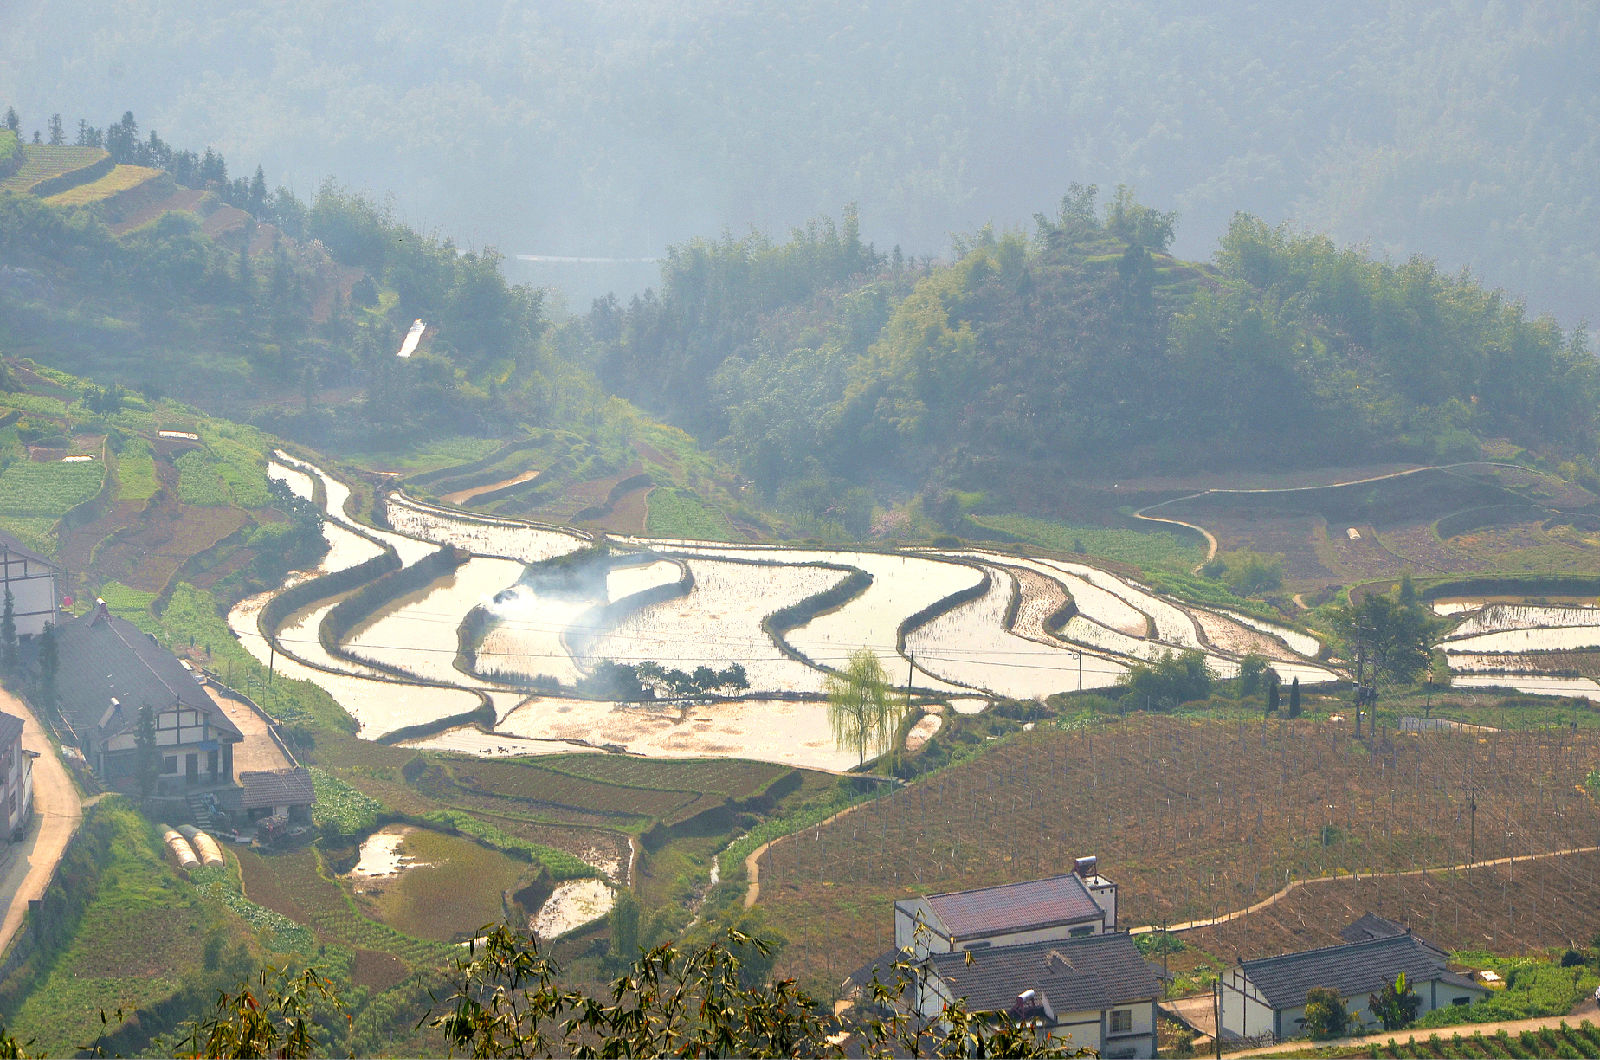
492, 695, 861, 771
344, 557, 526, 685
401, 726, 598, 758
752, 718, 1600, 982
578, 557, 852, 694
906, 565, 1125, 697
385, 492, 589, 564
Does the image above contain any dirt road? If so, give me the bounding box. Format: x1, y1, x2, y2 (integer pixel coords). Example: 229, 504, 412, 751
0, 686, 84, 957
1229, 1010, 1600, 1057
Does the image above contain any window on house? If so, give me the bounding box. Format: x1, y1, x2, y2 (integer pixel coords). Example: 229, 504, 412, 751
1069, 926, 1094, 938
1110, 1009, 1132, 1034
162, 755, 178, 774
1453, 997, 1469, 1006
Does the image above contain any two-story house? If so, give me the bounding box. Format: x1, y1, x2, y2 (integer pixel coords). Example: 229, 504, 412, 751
53, 602, 243, 793
0, 711, 34, 839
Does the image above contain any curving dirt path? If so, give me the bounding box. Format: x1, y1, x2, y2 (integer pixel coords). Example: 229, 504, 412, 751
440, 469, 541, 506
0, 687, 84, 959
1228, 1011, 1600, 1058
1129, 843, 1600, 936
743, 791, 891, 910
1131, 460, 1547, 578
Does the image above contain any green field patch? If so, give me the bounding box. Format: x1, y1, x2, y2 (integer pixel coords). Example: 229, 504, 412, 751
94, 580, 159, 618
0, 144, 106, 194
113, 436, 159, 501
174, 441, 269, 508
310, 766, 387, 836
970, 513, 1204, 572
354, 826, 532, 943
645, 486, 734, 539
42, 163, 162, 207
0, 459, 103, 516
0, 515, 58, 555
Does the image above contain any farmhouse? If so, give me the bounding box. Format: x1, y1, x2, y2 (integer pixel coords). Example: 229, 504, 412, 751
915, 932, 1162, 1059
894, 856, 1118, 958
53, 601, 243, 793
1219, 925, 1488, 1042
0, 532, 60, 638
238, 766, 315, 824
0, 711, 34, 840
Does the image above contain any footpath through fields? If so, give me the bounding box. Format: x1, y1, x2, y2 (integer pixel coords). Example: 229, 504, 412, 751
0, 685, 84, 957
1228, 1008, 1600, 1057
1130, 843, 1600, 935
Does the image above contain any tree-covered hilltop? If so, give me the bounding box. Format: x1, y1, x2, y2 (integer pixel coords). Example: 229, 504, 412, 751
573, 187, 1598, 517
4, 2, 1597, 327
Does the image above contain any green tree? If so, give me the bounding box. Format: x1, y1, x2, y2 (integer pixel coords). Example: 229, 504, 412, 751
1118, 650, 1213, 710
1238, 653, 1269, 697
1368, 971, 1420, 1031
34, 622, 57, 716
1288, 675, 1301, 718
1329, 589, 1439, 686
1266, 671, 1281, 715
174, 967, 341, 1059
429, 926, 1083, 1058
1302, 986, 1350, 1040
0, 588, 14, 678
825, 648, 902, 767
1212, 549, 1284, 595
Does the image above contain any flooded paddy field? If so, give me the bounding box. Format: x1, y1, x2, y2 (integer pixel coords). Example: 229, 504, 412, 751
235, 459, 1405, 766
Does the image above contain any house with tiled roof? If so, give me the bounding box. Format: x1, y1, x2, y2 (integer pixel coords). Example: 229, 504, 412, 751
916, 932, 1162, 1058
54, 601, 242, 793
239, 766, 314, 823
894, 857, 1118, 958
1220, 924, 1488, 1042
0, 531, 60, 638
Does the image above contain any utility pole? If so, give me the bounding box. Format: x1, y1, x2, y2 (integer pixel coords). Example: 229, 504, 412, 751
1469, 794, 1477, 865
1213, 978, 1222, 1060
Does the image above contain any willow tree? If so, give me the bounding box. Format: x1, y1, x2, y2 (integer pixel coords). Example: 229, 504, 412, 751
825, 648, 902, 767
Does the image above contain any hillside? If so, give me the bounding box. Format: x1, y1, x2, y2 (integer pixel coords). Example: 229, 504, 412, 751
575, 191, 1600, 531
3, 2, 1597, 328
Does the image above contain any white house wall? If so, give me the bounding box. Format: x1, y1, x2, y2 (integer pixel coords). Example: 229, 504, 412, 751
4, 572, 56, 638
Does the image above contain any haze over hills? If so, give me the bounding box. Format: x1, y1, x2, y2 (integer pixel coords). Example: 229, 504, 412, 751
1, 1, 1596, 325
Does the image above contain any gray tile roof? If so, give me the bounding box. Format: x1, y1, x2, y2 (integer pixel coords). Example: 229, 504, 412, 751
0, 711, 23, 750
239, 767, 315, 809
0, 531, 56, 570
926, 932, 1161, 1015
54, 605, 242, 743
1339, 912, 1409, 944
1239, 932, 1457, 1010
922, 874, 1104, 940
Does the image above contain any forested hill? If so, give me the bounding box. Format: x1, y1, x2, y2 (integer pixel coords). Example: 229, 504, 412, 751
3, 1, 1596, 327
576, 187, 1599, 511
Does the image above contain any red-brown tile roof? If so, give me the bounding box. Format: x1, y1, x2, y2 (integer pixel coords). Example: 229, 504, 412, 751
924, 874, 1103, 939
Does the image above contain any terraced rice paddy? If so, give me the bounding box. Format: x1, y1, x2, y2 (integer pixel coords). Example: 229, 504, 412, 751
345, 557, 525, 684
578, 556, 847, 693
237, 459, 1362, 765
1439, 603, 1600, 703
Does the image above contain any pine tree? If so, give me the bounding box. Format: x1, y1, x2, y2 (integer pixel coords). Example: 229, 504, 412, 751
1288, 676, 1301, 717
0, 588, 16, 677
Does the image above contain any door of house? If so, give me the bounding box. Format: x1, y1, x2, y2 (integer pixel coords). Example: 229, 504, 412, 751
185, 753, 198, 784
